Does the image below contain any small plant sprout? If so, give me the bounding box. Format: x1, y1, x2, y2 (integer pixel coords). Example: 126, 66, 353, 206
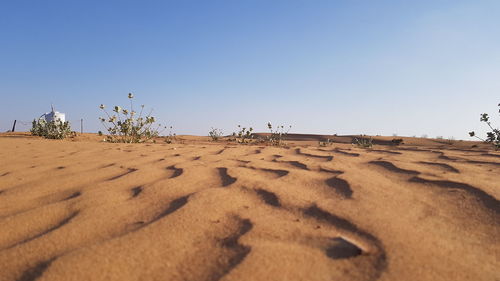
209, 127, 223, 141
267, 122, 291, 146
98, 93, 167, 143
353, 135, 373, 148
469, 103, 500, 150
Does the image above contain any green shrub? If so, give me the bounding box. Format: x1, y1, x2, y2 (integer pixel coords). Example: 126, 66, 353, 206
233, 125, 253, 144
209, 127, 223, 141
31, 119, 45, 136
353, 135, 373, 148
31, 119, 73, 139
319, 138, 333, 147
391, 138, 404, 145
469, 103, 500, 150
267, 122, 291, 146
164, 126, 176, 144
99, 93, 165, 143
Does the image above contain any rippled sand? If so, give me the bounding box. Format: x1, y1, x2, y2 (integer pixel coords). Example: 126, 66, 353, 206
0, 133, 498, 281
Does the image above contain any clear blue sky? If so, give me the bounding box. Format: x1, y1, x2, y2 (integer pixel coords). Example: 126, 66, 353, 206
1, 0, 499, 139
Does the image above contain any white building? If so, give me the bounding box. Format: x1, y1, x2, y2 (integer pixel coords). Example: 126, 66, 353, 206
43, 105, 65, 123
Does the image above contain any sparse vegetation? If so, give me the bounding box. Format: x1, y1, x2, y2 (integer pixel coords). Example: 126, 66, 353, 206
267, 122, 291, 146
164, 126, 176, 144
319, 138, 333, 147
31, 119, 73, 139
469, 103, 500, 150
391, 138, 404, 145
233, 125, 253, 144
209, 127, 223, 141
353, 135, 373, 148
98, 93, 166, 143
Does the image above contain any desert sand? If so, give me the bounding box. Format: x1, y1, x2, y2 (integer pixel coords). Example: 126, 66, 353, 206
0, 133, 498, 281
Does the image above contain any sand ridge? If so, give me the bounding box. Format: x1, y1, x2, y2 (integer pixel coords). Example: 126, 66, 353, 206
0, 134, 498, 281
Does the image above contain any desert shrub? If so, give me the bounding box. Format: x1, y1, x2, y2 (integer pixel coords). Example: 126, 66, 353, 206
31, 119, 73, 139
164, 126, 176, 144
233, 125, 253, 144
391, 138, 404, 145
469, 103, 500, 150
267, 122, 291, 146
319, 138, 333, 147
99, 93, 166, 143
164, 135, 175, 144
436, 136, 444, 139
353, 135, 373, 148
421, 134, 428, 138
228, 134, 237, 142
31, 119, 45, 136
209, 127, 223, 141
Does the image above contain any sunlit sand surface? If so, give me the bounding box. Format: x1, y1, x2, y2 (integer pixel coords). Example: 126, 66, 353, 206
0, 133, 498, 281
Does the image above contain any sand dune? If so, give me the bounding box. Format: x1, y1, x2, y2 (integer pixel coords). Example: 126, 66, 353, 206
0, 133, 498, 281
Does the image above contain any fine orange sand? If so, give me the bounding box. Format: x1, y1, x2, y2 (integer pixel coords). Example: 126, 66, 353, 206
0, 133, 499, 281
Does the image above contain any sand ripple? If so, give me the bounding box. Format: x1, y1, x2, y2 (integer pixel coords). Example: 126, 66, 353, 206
0, 136, 498, 281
